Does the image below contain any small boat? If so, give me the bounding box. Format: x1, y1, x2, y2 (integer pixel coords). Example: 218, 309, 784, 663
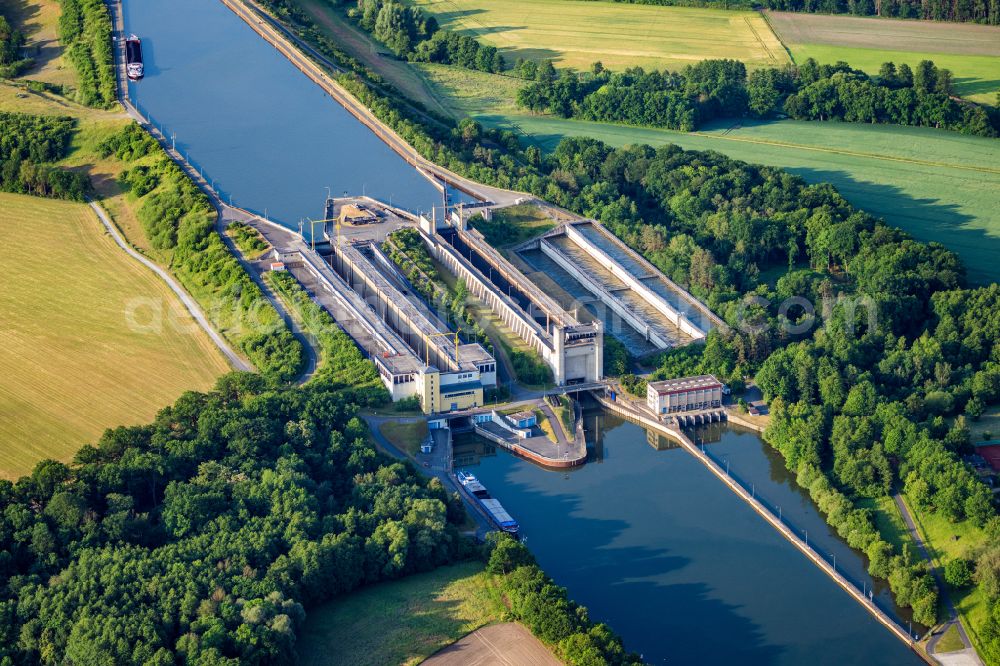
125, 35, 144, 81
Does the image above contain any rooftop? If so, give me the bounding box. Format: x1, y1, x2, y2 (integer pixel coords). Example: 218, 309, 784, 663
648, 374, 723, 395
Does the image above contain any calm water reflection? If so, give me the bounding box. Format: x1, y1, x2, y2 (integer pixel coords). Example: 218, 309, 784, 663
461, 411, 922, 665
123, 0, 442, 226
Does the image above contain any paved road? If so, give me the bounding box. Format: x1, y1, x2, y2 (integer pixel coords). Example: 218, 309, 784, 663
893, 494, 983, 665
364, 414, 494, 537
89, 200, 252, 371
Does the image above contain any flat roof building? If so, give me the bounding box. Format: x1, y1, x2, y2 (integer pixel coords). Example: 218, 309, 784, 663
646, 374, 723, 415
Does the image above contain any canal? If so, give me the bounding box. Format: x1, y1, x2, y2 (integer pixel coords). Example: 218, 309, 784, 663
122, 0, 443, 226
460, 412, 924, 665
123, 1, 926, 662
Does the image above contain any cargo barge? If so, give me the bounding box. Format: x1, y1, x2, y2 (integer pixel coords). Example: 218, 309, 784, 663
457, 471, 519, 537
125, 35, 144, 80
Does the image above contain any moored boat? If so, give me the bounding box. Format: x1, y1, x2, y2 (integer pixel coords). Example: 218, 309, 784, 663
125, 35, 144, 80
456, 471, 519, 537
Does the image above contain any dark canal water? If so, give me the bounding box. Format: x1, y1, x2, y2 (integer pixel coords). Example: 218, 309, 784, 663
459, 411, 924, 665
122, 0, 443, 226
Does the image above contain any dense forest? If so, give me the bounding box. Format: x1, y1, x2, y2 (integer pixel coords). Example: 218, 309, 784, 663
0, 375, 472, 663
516, 57, 1000, 136
99, 124, 305, 381
756, 285, 1000, 645
0, 12, 32, 78
57, 0, 116, 107
0, 112, 90, 199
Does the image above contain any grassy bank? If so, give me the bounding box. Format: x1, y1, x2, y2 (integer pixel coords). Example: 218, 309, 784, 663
0, 192, 228, 479
297, 561, 502, 666
903, 493, 994, 661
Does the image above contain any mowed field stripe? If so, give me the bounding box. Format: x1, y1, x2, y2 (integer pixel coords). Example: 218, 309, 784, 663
0, 193, 229, 479
690, 130, 1000, 176
409, 0, 790, 70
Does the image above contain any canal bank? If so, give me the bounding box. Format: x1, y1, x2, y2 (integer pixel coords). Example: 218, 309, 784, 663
120, 0, 444, 225
464, 411, 926, 665
593, 393, 925, 656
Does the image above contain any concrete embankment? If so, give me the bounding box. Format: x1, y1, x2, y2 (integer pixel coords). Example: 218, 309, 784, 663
595, 393, 928, 661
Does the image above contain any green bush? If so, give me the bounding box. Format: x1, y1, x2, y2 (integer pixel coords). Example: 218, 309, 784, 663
0, 111, 90, 200
102, 124, 304, 382
57, 0, 116, 108
484, 535, 642, 665
945, 558, 974, 588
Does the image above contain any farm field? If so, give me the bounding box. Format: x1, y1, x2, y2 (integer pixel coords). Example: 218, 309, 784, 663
766, 11, 1000, 103
0, 193, 229, 480
481, 114, 1000, 285
297, 562, 503, 666
406, 0, 790, 72
414, 63, 525, 118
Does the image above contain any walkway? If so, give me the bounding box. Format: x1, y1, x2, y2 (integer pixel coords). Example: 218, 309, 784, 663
894, 494, 983, 666
89, 200, 251, 372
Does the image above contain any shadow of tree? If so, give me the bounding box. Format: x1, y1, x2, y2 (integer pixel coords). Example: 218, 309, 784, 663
953, 76, 1000, 98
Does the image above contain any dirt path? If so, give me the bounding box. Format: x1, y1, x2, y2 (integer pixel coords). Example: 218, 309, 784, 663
893, 494, 984, 665
89, 200, 251, 372
296, 0, 455, 119
423, 622, 561, 665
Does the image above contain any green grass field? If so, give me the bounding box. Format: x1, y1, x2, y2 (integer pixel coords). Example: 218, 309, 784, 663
765, 11, 1000, 104
479, 114, 1000, 285
970, 405, 1000, 443
408, 0, 790, 72
297, 562, 502, 666
937, 624, 966, 654
788, 44, 1000, 104
857, 496, 914, 562
415, 63, 525, 118
0, 193, 229, 479
379, 420, 430, 457
902, 494, 992, 661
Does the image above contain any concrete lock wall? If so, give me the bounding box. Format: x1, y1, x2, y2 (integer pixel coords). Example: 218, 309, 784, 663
563, 224, 706, 341
539, 239, 671, 349
422, 231, 556, 361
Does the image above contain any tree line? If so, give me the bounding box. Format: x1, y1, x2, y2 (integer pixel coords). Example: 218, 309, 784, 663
0, 12, 33, 78
762, 0, 1000, 25
486, 535, 643, 665
99, 123, 305, 382
57, 0, 116, 107
0, 111, 90, 199
516, 57, 999, 136
595, 0, 1000, 24
344, 0, 504, 73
